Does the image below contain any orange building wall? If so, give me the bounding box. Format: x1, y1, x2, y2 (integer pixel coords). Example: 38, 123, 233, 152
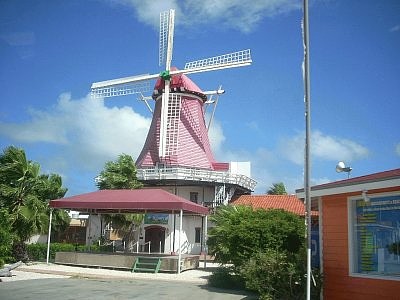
322, 188, 400, 300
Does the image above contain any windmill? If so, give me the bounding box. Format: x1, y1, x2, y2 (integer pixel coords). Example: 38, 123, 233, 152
91, 9, 252, 162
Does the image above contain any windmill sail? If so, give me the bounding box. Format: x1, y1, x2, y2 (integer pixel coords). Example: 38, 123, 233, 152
90, 9, 252, 164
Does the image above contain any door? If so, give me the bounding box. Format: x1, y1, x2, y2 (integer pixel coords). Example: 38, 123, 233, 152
145, 226, 165, 253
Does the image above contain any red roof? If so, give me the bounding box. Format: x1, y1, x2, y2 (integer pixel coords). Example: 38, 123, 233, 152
296, 168, 400, 193
231, 194, 317, 216
50, 189, 208, 215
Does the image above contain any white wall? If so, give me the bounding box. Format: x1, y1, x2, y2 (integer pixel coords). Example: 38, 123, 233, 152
230, 161, 251, 177
86, 215, 102, 246
156, 185, 215, 205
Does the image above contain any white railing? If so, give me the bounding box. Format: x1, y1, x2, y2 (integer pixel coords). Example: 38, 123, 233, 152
137, 166, 257, 191
142, 241, 151, 254
129, 241, 140, 253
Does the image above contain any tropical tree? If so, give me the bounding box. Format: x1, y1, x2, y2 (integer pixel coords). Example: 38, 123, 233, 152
207, 205, 310, 299
208, 205, 304, 268
96, 154, 143, 190
96, 154, 144, 251
267, 182, 287, 195
0, 146, 69, 261
0, 209, 14, 267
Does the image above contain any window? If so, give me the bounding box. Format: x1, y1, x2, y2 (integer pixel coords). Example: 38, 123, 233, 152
195, 227, 202, 243
190, 192, 198, 203
349, 193, 400, 278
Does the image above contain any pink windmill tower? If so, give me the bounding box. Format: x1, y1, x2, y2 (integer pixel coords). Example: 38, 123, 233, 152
91, 9, 256, 208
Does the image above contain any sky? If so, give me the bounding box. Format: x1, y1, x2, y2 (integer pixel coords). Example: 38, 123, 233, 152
0, 0, 399, 196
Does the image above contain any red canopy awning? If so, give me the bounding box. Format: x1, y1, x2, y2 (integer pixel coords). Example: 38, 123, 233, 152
50, 189, 209, 215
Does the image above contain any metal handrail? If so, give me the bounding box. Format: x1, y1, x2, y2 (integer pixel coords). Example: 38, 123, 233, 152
142, 241, 151, 254
137, 166, 257, 191
129, 241, 140, 253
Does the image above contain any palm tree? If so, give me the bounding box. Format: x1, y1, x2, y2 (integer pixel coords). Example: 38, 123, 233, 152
0, 146, 69, 260
0, 146, 47, 259
267, 182, 287, 195
96, 154, 144, 251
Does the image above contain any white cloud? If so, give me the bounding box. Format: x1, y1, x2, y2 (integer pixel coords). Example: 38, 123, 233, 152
396, 143, 400, 156
0, 93, 151, 171
208, 118, 226, 156
113, 0, 301, 32
0, 31, 36, 59
390, 24, 400, 32
279, 130, 369, 165
1, 31, 35, 46
246, 121, 260, 131
115, 0, 180, 29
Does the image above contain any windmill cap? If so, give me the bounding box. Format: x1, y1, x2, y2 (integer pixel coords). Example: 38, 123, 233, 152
152, 67, 207, 101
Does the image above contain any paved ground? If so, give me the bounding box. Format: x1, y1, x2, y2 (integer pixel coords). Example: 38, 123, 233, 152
0, 263, 257, 300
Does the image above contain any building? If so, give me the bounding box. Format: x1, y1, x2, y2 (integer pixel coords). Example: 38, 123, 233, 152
296, 168, 400, 299
232, 194, 312, 216
127, 72, 256, 255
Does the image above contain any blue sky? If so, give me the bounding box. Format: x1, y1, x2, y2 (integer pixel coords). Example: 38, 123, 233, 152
1, 0, 399, 196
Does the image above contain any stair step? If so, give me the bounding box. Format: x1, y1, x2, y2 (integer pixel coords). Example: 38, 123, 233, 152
132, 257, 162, 274
134, 267, 158, 272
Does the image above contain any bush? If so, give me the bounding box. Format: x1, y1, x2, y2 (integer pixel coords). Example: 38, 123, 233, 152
208, 266, 246, 290
26, 242, 114, 261
240, 250, 303, 299
207, 206, 314, 297
240, 250, 323, 300
0, 209, 14, 266
208, 206, 305, 269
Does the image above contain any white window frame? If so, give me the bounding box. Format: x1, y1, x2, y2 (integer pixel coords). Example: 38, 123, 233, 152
348, 191, 400, 281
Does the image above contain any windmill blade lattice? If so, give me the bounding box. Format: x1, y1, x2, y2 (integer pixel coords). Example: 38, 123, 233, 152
90, 9, 252, 161
183, 49, 252, 74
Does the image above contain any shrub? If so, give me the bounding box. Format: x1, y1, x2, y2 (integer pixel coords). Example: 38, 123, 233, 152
208, 266, 246, 290
208, 206, 305, 269
207, 205, 313, 297
240, 250, 323, 300
0, 209, 14, 266
240, 250, 304, 299
26, 242, 115, 261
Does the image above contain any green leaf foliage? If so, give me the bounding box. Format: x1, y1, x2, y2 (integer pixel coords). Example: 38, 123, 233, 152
96, 153, 144, 248
240, 250, 304, 300
96, 154, 143, 190
208, 205, 305, 268
0, 146, 69, 260
267, 182, 287, 195
26, 243, 113, 262
0, 209, 15, 266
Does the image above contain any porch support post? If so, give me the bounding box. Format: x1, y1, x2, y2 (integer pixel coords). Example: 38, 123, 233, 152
203, 215, 208, 268
46, 208, 53, 264
178, 209, 183, 274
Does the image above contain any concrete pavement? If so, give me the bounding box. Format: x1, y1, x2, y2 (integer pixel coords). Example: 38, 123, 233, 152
0, 277, 256, 299
0, 263, 257, 299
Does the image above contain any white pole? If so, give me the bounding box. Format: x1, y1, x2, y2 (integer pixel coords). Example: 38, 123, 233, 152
203, 215, 208, 269
303, 1, 312, 299
46, 209, 53, 264
178, 209, 183, 274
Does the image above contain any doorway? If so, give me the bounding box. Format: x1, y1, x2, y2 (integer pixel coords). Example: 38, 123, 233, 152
145, 226, 165, 253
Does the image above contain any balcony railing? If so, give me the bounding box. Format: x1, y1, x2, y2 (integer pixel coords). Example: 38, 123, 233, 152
137, 166, 257, 191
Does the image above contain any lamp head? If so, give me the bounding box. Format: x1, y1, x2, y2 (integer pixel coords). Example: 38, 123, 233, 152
336, 161, 352, 173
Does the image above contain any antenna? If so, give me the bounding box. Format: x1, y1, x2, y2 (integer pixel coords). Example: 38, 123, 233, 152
335, 161, 352, 178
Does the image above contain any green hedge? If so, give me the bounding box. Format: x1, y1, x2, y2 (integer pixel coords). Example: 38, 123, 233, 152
26, 243, 114, 261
